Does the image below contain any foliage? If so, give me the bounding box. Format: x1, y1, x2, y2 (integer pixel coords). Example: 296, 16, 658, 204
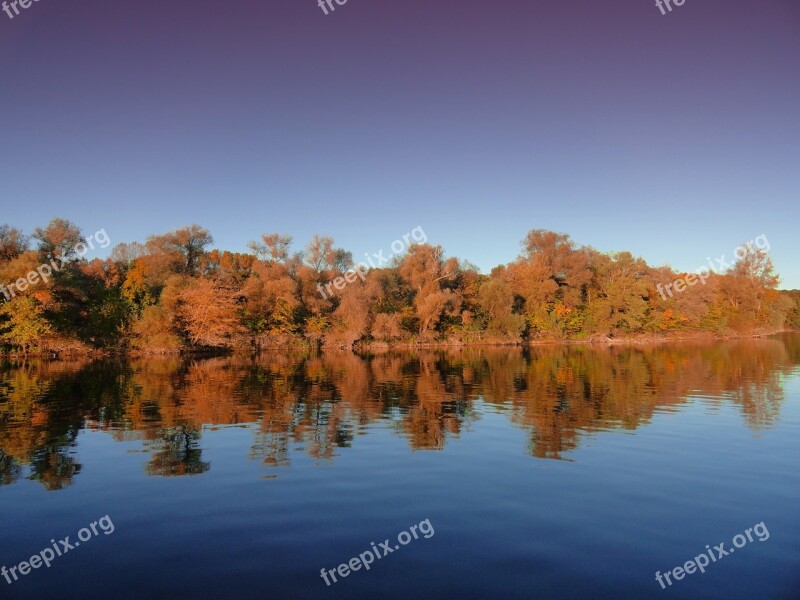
0, 296, 51, 353
0, 220, 795, 354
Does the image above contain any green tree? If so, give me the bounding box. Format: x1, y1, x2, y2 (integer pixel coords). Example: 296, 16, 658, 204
0, 296, 51, 354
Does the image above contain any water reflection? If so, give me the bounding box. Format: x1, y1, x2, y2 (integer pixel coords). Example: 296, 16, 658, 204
1, 335, 797, 489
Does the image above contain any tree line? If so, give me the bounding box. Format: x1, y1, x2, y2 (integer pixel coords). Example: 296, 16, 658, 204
0, 219, 798, 354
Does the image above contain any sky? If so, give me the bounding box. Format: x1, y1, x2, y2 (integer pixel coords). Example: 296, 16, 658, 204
1, 0, 798, 287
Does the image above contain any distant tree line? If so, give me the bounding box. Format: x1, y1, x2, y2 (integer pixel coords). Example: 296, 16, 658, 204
0, 219, 797, 354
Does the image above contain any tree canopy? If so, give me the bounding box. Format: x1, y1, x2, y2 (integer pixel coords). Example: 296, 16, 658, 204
0, 220, 796, 355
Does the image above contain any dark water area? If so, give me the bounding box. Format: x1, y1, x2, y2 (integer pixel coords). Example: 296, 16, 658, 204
1, 335, 799, 599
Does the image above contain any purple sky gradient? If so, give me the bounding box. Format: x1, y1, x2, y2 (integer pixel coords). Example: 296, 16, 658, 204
1, 0, 798, 286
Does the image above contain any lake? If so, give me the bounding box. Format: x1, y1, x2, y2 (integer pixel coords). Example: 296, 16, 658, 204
1, 335, 799, 599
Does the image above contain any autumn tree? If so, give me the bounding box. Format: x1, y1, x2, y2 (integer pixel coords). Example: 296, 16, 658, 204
304, 235, 352, 274
325, 277, 381, 348
646, 265, 717, 332
718, 246, 785, 329
585, 251, 651, 336
33, 218, 85, 260
146, 225, 213, 276
240, 257, 301, 338
0, 225, 28, 261
174, 277, 245, 349
249, 233, 293, 263
111, 241, 148, 266
371, 313, 404, 341
398, 244, 460, 337
783, 290, 800, 330
0, 296, 51, 354
506, 230, 592, 338
478, 277, 525, 339
202, 250, 256, 285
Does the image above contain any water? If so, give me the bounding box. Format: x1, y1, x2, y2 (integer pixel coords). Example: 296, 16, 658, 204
1, 335, 799, 599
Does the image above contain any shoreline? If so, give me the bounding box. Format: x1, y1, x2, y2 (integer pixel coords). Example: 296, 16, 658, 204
2, 329, 796, 360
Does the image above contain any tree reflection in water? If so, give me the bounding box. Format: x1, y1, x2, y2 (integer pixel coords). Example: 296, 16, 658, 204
0, 335, 797, 489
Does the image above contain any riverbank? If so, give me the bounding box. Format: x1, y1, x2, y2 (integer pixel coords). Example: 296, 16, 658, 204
3, 329, 796, 359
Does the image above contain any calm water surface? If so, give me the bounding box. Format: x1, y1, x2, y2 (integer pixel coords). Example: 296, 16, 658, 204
1, 336, 799, 599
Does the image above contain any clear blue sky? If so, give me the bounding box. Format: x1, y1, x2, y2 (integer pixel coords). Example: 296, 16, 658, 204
1, 0, 798, 287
